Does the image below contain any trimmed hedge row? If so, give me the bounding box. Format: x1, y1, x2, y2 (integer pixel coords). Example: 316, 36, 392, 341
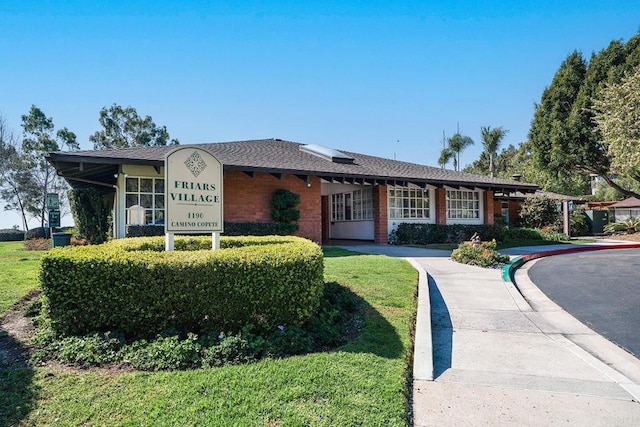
393, 223, 505, 245
0, 228, 25, 241
40, 235, 324, 339
126, 222, 299, 238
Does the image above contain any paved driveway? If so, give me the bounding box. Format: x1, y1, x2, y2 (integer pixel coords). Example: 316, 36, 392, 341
527, 248, 640, 358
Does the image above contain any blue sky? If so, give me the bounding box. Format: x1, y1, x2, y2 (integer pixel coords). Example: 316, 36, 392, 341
1, 1, 640, 229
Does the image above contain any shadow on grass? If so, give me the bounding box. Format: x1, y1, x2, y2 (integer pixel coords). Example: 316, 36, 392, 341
340, 298, 405, 360
321, 247, 365, 258
0, 331, 37, 427
428, 274, 453, 378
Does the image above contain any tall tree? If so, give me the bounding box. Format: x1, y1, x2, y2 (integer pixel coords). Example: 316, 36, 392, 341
0, 114, 34, 231
438, 147, 453, 170
446, 132, 474, 172
528, 33, 640, 197
90, 104, 179, 149
594, 65, 640, 192
21, 105, 79, 227
480, 126, 508, 177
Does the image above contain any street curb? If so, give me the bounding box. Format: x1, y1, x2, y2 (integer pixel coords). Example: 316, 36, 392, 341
406, 258, 433, 382
502, 242, 640, 284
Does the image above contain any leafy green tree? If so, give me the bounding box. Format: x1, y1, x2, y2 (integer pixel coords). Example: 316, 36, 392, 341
594, 65, 640, 192
528, 33, 640, 197
480, 126, 508, 177
0, 114, 34, 231
519, 196, 560, 229
90, 104, 179, 149
446, 132, 474, 172
20, 105, 79, 227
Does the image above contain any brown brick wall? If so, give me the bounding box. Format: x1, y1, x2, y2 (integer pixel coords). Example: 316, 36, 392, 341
223, 171, 322, 243
373, 184, 388, 243
484, 190, 495, 225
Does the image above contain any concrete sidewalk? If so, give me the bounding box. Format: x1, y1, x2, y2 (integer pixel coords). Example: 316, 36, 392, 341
338, 243, 640, 426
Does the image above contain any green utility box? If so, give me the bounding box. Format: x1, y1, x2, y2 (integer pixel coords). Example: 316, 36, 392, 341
585, 210, 610, 235
52, 232, 72, 247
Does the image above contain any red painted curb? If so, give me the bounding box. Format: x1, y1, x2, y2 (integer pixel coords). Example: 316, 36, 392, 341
518, 242, 640, 264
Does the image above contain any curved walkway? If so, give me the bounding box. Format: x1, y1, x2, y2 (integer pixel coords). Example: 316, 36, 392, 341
338, 242, 640, 426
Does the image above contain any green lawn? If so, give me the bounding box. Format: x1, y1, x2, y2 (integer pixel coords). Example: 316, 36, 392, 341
0, 241, 45, 315
1, 244, 417, 426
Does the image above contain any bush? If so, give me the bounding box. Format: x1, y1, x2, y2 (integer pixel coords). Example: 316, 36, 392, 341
0, 228, 25, 241
519, 196, 560, 229
40, 235, 324, 339
126, 224, 165, 237
451, 239, 510, 267
25, 227, 48, 240
24, 238, 51, 251
604, 217, 640, 234
570, 209, 589, 237
31, 280, 362, 371
69, 187, 109, 244
392, 223, 504, 245
501, 227, 544, 241
271, 189, 300, 233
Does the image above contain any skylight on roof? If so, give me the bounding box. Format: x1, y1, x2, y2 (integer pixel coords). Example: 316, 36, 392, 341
299, 144, 355, 164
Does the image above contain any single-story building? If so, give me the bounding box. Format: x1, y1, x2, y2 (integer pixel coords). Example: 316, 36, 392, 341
47, 138, 538, 244
608, 197, 640, 222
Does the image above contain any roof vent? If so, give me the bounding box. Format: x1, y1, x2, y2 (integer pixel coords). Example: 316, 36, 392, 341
299, 144, 355, 164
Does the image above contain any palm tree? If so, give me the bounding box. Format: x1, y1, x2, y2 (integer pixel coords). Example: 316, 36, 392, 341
438, 147, 454, 170
480, 126, 509, 177
447, 133, 474, 171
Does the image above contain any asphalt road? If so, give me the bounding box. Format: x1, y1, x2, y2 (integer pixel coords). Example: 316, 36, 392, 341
528, 248, 640, 358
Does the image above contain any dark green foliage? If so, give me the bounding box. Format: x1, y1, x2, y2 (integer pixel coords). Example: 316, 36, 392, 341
126, 222, 299, 237
68, 187, 109, 244
25, 227, 48, 240
121, 334, 202, 371
570, 209, 590, 236
0, 228, 24, 241
271, 189, 300, 232
528, 34, 640, 197
393, 223, 505, 245
32, 280, 362, 371
39, 236, 324, 339
451, 240, 510, 267
126, 224, 165, 237
501, 227, 544, 241
519, 196, 560, 229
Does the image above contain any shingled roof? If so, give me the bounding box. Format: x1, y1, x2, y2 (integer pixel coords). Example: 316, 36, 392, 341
47, 138, 538, 193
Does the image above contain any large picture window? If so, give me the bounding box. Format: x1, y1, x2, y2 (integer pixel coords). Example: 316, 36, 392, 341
388, 187, 430, 219
446, 190, 480, 219
331, 187, 373, 221
125, 177, 165, 225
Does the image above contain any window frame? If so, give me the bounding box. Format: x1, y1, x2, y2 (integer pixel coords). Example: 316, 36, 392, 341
388, 185, 431, 220
331, 187, 374, 222
124, 176, 165, 226
446, 189, 481, 220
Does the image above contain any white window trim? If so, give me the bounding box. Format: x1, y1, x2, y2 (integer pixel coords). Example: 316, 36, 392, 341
445, 187, 484, 224
124, 176, 166, 226
331, 187, 373, 222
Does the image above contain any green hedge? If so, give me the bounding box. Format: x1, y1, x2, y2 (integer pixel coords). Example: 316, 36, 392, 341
126, 222, 299, 238
0, 228, 25, 241
393, 223, 505, 244
40, 236, 324, 339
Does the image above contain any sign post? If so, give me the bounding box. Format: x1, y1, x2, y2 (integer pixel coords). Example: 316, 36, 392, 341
164, 147, 224, 251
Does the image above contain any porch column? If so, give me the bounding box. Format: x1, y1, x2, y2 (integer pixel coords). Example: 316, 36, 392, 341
373, 184, 388, 243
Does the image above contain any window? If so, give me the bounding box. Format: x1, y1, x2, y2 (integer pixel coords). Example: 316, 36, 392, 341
125, 177, 165, 225
388, 186, 430, 219
501, 202, 509, 224
331, 187, 373, 221
446, 190, 480, 219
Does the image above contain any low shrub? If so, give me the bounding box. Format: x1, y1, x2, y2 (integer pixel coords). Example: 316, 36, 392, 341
0, 228, 25, 242
126, 222, 300, 238
40, 235, 324, 339
392, 223, 504, 245
451, 239, 510, 267
25, 227, 48, 240
501, 227, 544, 241
31, 281, 362, 371
24, 238, 51, 251
604, 217, 640, 234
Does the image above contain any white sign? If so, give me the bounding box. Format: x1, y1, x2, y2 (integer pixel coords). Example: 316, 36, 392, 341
165, 147, 224, 234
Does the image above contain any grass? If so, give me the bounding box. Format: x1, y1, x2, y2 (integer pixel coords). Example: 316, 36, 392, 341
0, 241, 45, 315
0, 243, 417, 426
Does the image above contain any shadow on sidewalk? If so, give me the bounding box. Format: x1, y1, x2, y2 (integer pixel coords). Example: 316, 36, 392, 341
429, 275, 453, 379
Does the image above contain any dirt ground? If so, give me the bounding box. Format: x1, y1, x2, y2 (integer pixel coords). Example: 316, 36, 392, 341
604, 232, 640, 242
